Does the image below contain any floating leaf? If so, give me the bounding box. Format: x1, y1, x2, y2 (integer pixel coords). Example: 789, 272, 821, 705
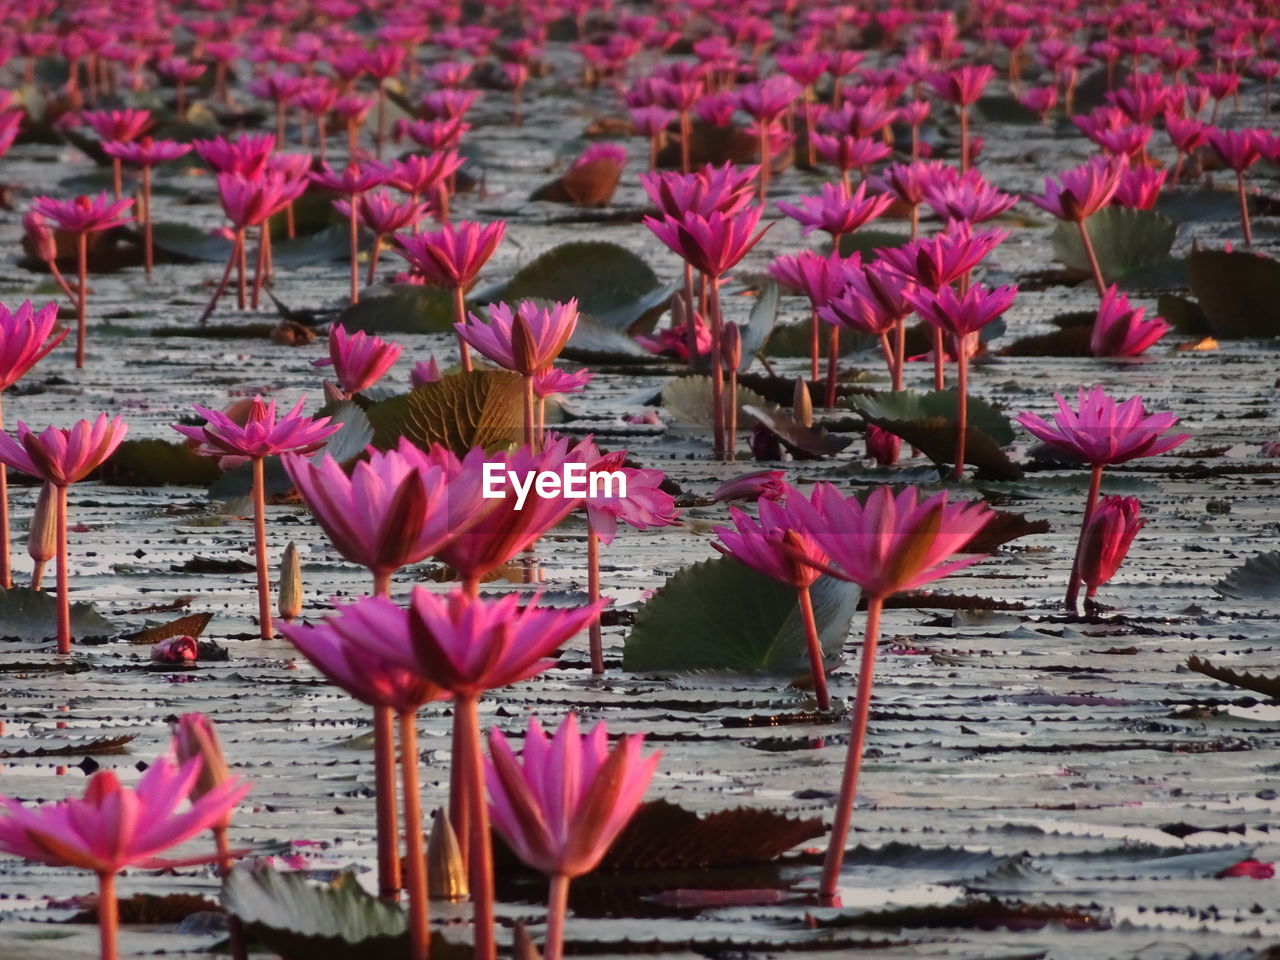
97, 439, 221, 486
498, 241, 661, 322
1215, 550, 1280, 601
563, 313, 661, 363
0, 587, 113, 642
624, 556, 859, 675
223, 867, 463, 960
70, 893, 216, 925
863, 417, 1024, 481
334, 285, 456, 335
836, 229, 912, 260
661, 375, 767, 430
1186, 656, 1280, 699
365, 370, 524, 455
742, 404, 852, 460
1157, 293, 1211, 336
125, 612, 214, 646
738, 282, 779, 369
272, 225, 355, 268
851, 390, 1016, 445
0, 734, 134, 759
975, 94, 1042, 124
967, 510, 1051, 553
319, 403, 375, 464
1001, 324, 1093, 358
1051, 207, 1177, 284
149, 222, 234, 263
1187, 249, 1280, 338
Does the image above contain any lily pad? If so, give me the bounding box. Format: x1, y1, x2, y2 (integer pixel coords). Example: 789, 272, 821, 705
851, 390, 1016, 445
496, 240, 662, 324
1186, 656, 1280, 699
150, 222, 233, 263
738, 281, 780, 370
624, 555, 859, 675
1051, 207, 1178, 285
595, 280, 680, 335
836, 229, 913, 260
223, 867, 463, 960
319, 403, 375, 464
661, 375, 767, 431
563, 313, 662, 363
0, 587, 114, 642
97, 439, 222, 486
1215, 550, 1280, 602
333, 285, 456, 335
272, 225, 356, 268
1157, 294, 1211, 336
365, 370, 524, 455
1187, 249, 1280, 338
742, 404, 852, 460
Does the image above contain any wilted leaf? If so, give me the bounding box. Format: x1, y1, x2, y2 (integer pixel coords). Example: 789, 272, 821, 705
1051, 207, 1177, 284
661, 375, 767, 430
223, 867, 464, 960
334, 285, 456, 335
1215, 550, 1280, 601
0, 587, 114, 642
125, 612, 214, 646
365, 370, 524, 455
1187, 249, 1280, 338
742, 404, 852, 459
1186, 656, 1280, 699
497, 241, 661, 321
97, 439, 221, 486
624, 555, 859, 674
864, 416, 1024, 481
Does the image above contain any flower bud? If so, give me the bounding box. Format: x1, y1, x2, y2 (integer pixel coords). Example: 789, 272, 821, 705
793, 378, 812, 427
278, 542, 302, 620
428, 807, 468, 901
1078, 496, 1145, 597
720, 321, 742, 372
23, 212, 57, 263
152, 635, 199, 664
865, 424, 898, 466
27, 482, 56, 590
171, 712, 231, 802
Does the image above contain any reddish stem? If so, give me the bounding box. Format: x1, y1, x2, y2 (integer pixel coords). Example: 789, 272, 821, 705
797, 584, 831, 710
726, 365, 738, 461
76, 233, 87, 369
251, 457, 273, 640
587, 525, 603, 674
97, 872, 118, 960
348, 196, 361, 304
401, 712, 430, 960
932, 328, 945, 391
953, 344, 968, 481
142, 165, 153, 277
215, 825, 248, 960
825, 325, 840, 408
522, 374, 536, 450
819, 594, 883, 900
543, 874, 570, 960
708, 275, 726, 459
0, 396, 8, 589
1064, 463, 1105, 611
366, 236, 382, 287
55, 484, 69, 655
1236, 170, 1253, 247
453, 286, 472, 372
455, 695, 496, 960
1075, 216, 1107, 298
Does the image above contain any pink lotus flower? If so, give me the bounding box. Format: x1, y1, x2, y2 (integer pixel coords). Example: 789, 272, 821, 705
193, 133, 276, 176
392, 219, 505, 288
1016, 386, 1189, 466
1090, 287, 1170, 356
921, 170, 1017, 224
767, 250, 860, 309
314, 323, 403, 395
907, 282, 1017, 339
1018, 86, 1058, 123
487, 714, 659, 959
175, 397, 338, 468
534, 368, 592, 397
217, 171, 305, 229
877, 223, 1007, 291
308, 159, 394, 195
1112, 166, 1167, 210
0, 300, 66, 392
398, 117, 471, 151
811, 134, 892, 178
0, 414, 127, 488
410, 357, 441, 388
643, 207, 769, 279
928, 65, 994, 106
639, 163, 758, 218
711, 471, 787, 503
572, 439, 678, 546
30, 192, 133, 234
714, 497, 825, 591
1217, 860, 1276, 880
777, 181, 892, 239
1076, 495, 1144, 597
81, 107, 152, 142
458, 300, 580, 376
389, 152, 464, 211
1028, 156, 1127, 222
1206, 128, 1266, 245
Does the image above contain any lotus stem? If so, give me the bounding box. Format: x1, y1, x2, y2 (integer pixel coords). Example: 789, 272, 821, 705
372, 570, 403, 901
376, 80, 387, 158
797, 583, 830, 710
726, 359, 738, 460
587, 525, 603, 674
820, 593, 883, 901
97, 871, 118, 960
55, 484, 69, 655
275, 102, 286, 144
455, 695, 496, 960
932, 329, 945, 391
366, 236, 382, 287
236, 229, 248, 311
0, 396, 8, 590
522, 374, 536, 450
825, 327, 841, 408
111, 157, 122, 201
142, 165, 154, 277
453, 286, 472, 372
543, 874, 570, 960
348, 196, 361, 305
1074, 216, 1107, 298
401, 712, 430, 960
757, 127, 771, 202
75, 233, 88, 369
1236, 170, 1253, 247
214, 825, 248, 960
199, 231, 240, 325
707, 274, 727, 460
808, 307, 821, 386
953, 343, 969, 481
1064, 463, 1105, 611
679, 110, 691, 173
959, 105, 970, 173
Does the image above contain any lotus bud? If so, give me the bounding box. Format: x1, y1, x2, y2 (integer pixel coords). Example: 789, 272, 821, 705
510, 308, 538, 377
793, 377, 812, 427
151, 635, 199, 664
410, 357, 441, 388
23, 211, 57, 263
1078, 495, 1145, 598
279, 541, 302, 620
512, 921, 544, 960
721, 321, 742, 372
171, 712, 232, 799
27, 482, 56, 590
427, 807, 468, 901
865, 424, 898, 466
322, 379, 347, 406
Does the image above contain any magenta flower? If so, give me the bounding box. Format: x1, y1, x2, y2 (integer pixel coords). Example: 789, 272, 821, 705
642, 207, 769, 279
410, 357, 441, 387
487, 714, 659, 960
308, 159, 394, 195
907, 283, 1018, 340
315, 323, 403, 395
711, 471, 787, 503
389, 152, 464, 216
811, 134, 892, 181
193, 133, 276, 176
533, 368, 592, 398
1015, 386, 1189, 466
101, 136, 191, 167
30, 192, 132, 234
877, 223, 1007, 291
1090, 287, 1170, 356
0, 414, 127, 489
777, 181, 892, 239
81, 107, 152, 142
638, 163, 758, 217
768, 249, 860, 309
922, 170, 1017, 224
870, 160, 948, 237
1077, 495, 1144, 599
1028, 156, 1128, 223
928, 65, 994, 106
0, 300, 65, 392
336, 191, 430, 286
457, 300, 578, 377
216, 171, 302, 229
1112, 166, 1166, 210
1207, 127, 1267, 245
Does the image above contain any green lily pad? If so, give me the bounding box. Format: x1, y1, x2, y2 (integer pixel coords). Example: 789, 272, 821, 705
365, 370, 524, 455
272, 225, 356, 268
334, 285, 456, 335
738, 281, 779, 370
1187, 249, 1280, 338
623, 556, 859, 675
836, 229, 913, 260
150, 222, 233, 263
223, 866, 465, 960
595, 280, 680, 334
0, 587, 114, 642
661, 375, 767, 430
497, 240, 662, 325
563, 313, 662, 363
851, 390, 1016, 445
1215, 550, 1280, 602
97, 439, 222, 486
1157, 294, 1211, 336
975, 94, 1042, 125
1051, 207, 1178, 285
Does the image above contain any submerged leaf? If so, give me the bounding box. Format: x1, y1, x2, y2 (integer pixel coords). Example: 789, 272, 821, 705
624, 555, 859, 675
365, 370, 524, 455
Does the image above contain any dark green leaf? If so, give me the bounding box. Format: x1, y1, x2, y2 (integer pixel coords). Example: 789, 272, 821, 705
851, 389, 1016, 445
1186, 656, 1280, 699
742, 404, 852, 459
497, 240, 661, 320
624, 556, 859, 675
150, 222, 234, 263
836, 229, 913, 259
1215, 550, 1280, 602
563, 313, 662, 363
97, 439, 222, 486
1187, 249, 1280, 338
0, 587, 114, 642
661, 375, 766, 430
333, 285, 456, 335
1051, 207, 1178, 284
1157, 294, 1211, 336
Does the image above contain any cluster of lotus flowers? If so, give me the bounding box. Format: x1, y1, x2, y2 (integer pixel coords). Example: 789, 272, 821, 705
0, 0, 1262, 955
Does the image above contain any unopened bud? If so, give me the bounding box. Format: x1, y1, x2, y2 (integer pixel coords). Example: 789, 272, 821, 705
171, 712, 231, 799
428, 807, 468, 901
721, 321, 742, 372
28, 482, 56, 590
23, 212, 57, 263
278, 542, 301, 620
793, 378, 812, 427
510, 308, 538, 377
